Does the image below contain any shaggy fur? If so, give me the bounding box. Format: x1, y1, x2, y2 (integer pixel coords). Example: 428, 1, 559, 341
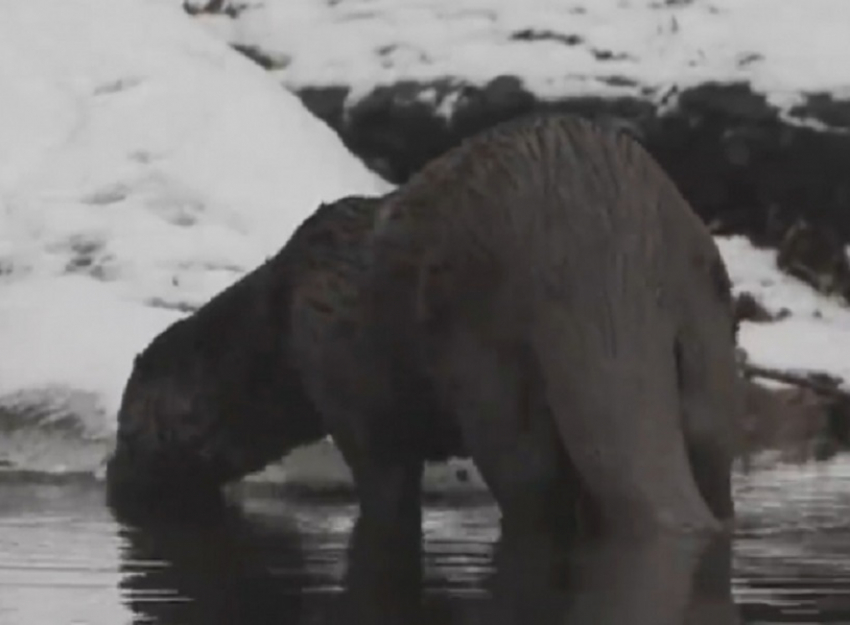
107, 113, 742, 545
357, 113, 742, 539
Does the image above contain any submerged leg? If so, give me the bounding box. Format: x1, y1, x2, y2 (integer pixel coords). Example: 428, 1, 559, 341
297, 347, 425, 623
316, 396, 425, 551
427, 324, 584, 559
425, 325, 588, 624
342, 454, 424, 625
321, 401, 425, 625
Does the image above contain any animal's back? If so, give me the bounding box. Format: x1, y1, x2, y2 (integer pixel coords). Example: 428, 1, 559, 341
285, 194, 384, 326
284, 194, 395, 403
367, 113, 741, 535
369, 113, 725, 344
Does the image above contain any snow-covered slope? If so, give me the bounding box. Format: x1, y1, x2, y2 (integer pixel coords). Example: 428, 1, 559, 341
185, 0, 850, 392
0, 0, 388, 472
192, 0, 850, 115
1, 0, 848, 479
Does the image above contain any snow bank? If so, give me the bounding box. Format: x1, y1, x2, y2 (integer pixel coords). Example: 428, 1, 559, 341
191, 0, 850, 110
0, 0, 388, 462
718, 237, 850, 387
2, 0, 848, 478
176, 0, 850, 389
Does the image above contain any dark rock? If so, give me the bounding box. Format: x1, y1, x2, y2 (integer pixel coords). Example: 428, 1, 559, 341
183, 0, 249, 18
144, 298, 199, 314
733, 292, 774, 324
790, 92, 850, 130
509, 29, 583, 46
298, 85, 351, 133
336, 80, 453, 183
590, 48, 633, 62
281, 77, 850, 251
230, 44, 288, 70
776, 218, 850, 303
741, 380, 845, 465
825, 395, 850, 449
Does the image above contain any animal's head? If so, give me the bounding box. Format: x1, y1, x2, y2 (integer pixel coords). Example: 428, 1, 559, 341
105, 267, 324, 511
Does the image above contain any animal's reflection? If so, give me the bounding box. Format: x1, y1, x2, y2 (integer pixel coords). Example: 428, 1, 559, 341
113, 496, 323, 624
484, 530, 742, 625
112, 497, 741, 625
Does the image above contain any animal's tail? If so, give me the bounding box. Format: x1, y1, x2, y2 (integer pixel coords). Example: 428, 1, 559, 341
529, 294, 722, 537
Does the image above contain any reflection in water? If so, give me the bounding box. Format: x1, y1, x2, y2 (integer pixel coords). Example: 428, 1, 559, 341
559, 535, 740, 625
115, 497, 460, 625
116, 501, 324, 624
482, 531, 741, 625
7, 470, 850, 625
2, 473, 850, 624
114, 494, 741, 625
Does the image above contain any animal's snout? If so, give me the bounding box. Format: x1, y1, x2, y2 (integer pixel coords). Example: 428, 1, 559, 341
105, 438, 225, 517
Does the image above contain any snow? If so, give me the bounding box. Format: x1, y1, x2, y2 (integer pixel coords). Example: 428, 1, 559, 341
718, 237, 850, 388
1, 0, 849, 477
189, 0, 850, 113
0, 0, 389, 463
0, 277, 179, 418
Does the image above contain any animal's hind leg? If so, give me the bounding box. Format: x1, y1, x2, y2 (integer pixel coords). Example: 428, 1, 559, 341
427, 325, 585, 550
671, 244, 742, 528
675, 326, 742, 527
532, 308, 721, 539
426, 324, 590, 623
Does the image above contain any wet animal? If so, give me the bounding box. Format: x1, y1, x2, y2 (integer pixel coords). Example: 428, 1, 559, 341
107, 113, 742, 546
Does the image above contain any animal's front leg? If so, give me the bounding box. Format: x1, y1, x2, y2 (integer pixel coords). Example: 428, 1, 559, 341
336, 433, 425, 625
425, 324, 581, 625
347, 454, 424, 548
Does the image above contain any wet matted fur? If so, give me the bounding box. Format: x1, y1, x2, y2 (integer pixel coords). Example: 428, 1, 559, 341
107, 113, 742, 545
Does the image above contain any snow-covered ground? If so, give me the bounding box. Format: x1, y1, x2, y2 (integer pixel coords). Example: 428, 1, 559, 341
720, 237, 850, 386
0, 0, 849, 478
0, 0, 388, 472
189, 0, 850, 119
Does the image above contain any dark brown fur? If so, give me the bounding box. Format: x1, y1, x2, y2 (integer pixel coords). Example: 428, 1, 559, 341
106, 194, 457, 506
108, 113, 741, 549
105, 210, 334, 503
285, 195, 464, 464
361, 114, 743, 540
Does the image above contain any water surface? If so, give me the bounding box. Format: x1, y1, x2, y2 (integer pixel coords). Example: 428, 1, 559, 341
1, 461, 850, 624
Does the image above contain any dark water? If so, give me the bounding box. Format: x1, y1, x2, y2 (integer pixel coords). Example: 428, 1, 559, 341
2, 466, 850, 625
